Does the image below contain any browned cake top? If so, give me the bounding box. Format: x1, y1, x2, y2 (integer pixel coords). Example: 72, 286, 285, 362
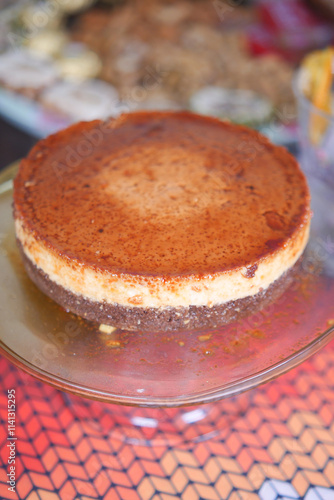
14, 111, 310, 276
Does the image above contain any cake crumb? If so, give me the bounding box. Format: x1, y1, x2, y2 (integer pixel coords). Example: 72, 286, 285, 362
99, 324, 116, 334
198, 334, 212, 342
106, 340, 121, 348
327, 319, 334, 327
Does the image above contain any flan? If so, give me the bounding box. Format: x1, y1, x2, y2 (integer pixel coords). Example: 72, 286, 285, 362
13, 111, 311, 331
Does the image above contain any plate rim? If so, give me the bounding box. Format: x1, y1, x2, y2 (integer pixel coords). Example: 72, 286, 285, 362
1, 162, 333, 407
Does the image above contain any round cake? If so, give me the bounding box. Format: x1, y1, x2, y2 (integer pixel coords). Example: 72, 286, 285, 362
13, 111, 311, 331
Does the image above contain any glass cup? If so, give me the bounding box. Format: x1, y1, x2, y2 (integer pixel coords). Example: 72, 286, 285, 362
293, 68, 334, 189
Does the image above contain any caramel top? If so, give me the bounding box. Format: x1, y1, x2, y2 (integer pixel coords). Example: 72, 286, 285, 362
14, 111, 310, 276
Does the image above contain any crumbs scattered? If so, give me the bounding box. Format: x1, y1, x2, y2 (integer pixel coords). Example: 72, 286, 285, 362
105, 339, 122, 348
327, 319, 334, 327
99, 324, 116, 334
203, 349, 214, 356
198, 334, 212, 342
248, 329, 265, 339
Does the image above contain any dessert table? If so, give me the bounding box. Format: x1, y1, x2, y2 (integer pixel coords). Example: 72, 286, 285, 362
0, 119, 334, 500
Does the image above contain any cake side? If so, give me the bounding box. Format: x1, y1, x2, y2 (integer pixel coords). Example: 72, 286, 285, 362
18, 240, 303, 332
15, 216, 310, 308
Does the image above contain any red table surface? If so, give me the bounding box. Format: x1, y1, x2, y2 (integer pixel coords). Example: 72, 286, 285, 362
0, 340, 334, 500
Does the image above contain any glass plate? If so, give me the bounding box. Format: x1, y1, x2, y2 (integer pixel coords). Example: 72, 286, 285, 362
0, 162, 333, 407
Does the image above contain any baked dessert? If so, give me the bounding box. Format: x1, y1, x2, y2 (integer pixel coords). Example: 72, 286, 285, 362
13, 111, 311, 331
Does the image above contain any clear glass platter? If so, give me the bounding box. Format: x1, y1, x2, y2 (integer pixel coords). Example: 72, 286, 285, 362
0, 162, 333, 408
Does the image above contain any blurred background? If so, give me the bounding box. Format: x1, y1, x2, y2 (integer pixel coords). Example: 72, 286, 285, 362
0, 0, 333, 170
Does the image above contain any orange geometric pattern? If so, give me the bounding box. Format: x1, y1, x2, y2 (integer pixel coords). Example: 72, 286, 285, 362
0, 340, 334, 500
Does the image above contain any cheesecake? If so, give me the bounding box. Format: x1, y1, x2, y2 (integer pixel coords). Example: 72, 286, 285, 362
13, 111, 311, 331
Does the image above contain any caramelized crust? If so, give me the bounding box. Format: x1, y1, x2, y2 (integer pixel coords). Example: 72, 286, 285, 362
13, 111, 310, 277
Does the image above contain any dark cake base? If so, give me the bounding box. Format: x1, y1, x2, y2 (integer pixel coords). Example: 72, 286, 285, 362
18, 243, 300, 332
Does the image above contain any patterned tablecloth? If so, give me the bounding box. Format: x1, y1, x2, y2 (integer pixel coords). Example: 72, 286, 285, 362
0, 340, 334, 500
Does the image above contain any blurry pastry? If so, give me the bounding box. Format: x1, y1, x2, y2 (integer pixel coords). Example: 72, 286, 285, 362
40, 79, 119, 121
25, 30, 68, 58
56, 42, 102, 81
190, 87, 273, 126
0, 49, 59, 99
